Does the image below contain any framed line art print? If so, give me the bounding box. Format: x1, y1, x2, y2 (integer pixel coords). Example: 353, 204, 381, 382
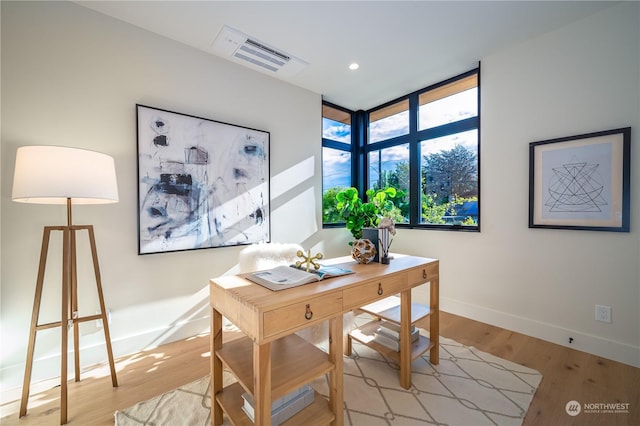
529, 127, 630, 232
136, 104, 270, 254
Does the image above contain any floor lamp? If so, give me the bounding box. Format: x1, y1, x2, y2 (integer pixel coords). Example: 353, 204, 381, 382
12, 146, 120, 425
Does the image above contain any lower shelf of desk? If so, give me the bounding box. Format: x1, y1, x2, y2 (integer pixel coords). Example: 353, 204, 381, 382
216, 382, 334, 426
350, 295, 436, 364
215, 333, 336, 425
348, 320, 434, 363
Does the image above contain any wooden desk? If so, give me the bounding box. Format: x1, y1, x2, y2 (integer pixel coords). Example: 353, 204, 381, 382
209, 254, 439, 426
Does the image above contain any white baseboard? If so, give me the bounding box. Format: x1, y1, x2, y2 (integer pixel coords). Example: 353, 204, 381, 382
441, 297, 640, 368
0, 315, 210, 403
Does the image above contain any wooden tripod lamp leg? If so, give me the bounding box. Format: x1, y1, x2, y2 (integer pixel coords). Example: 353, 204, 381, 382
70, 228, 81, 383
87, 226, 118, 387
19, 228, 52, 418
61, 228, 71, 425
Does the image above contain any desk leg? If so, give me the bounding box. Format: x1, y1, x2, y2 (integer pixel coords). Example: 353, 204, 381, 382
254, 341, 272, 426
399, 290, 412, 389
328, 315, 344, 426
343, 321, 352, 357
430, 278, 440, 365
210, 308, 223, 426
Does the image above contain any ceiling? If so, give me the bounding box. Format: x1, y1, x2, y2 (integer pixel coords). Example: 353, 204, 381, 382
75, 1, 617, 111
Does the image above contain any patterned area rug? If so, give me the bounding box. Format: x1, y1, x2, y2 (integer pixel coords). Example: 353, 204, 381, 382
115, 336, 541, 426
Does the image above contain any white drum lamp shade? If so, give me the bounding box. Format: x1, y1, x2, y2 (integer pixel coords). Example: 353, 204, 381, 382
12, 145, 119, 204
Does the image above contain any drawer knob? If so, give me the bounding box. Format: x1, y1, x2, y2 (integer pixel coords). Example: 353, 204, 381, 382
305, 304, 313, 320
423, 269, 427, 279
377, 283, 383, 296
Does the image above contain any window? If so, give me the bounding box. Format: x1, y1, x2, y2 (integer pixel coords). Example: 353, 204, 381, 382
322, 68, 480, 231
369, 99, 409, 143
418, 74, 478, 130
367, 144, 410, 223
322, 103, 353, 224
417, 72, 479, 227
322, 104, 352, 143
420, 130, 478, 225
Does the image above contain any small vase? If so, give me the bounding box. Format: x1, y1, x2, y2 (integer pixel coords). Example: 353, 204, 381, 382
378, 228, 390, 260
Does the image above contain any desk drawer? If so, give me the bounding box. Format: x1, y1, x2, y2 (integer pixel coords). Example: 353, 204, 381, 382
343, 274, 407, 310
263, 293, 342, 338
408, 262, 438, 286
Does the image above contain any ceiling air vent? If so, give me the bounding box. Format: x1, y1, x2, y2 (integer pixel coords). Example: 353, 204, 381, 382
211, 25, 308, 78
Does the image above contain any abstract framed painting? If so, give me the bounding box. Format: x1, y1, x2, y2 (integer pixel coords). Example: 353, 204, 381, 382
136, 104, 270, 254
529, 127, 630, 232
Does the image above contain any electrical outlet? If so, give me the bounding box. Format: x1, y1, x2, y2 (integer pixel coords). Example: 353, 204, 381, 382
595, 305, 612, 323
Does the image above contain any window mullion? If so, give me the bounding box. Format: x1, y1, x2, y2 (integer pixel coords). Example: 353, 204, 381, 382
408, 93, 420, 225
353, 110, 367, 195
417, 116, 479, 142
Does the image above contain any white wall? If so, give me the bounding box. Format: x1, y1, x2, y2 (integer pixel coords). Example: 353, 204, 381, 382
0, 0, 326, 392
1, 0, 638, 396
394, 2, 640, 367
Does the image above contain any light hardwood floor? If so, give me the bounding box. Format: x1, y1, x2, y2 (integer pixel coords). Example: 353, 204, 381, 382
1, 312, 638, 425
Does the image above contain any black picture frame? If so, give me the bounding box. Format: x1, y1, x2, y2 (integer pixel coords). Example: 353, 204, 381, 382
136, 104, 270, 254
529, 127, 630, 232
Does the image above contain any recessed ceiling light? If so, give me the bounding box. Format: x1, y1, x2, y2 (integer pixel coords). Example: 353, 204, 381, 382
349, 63, 359, 70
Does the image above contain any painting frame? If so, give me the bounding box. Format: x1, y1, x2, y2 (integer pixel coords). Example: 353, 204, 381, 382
136, 104, 270, 255
529, 127, 630, 232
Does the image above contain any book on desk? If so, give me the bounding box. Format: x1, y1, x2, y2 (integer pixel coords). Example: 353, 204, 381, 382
245, 264, 353, 291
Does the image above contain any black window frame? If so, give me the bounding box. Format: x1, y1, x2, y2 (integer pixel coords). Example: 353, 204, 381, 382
322, 67, 480, 232
321, 101, 356, 229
